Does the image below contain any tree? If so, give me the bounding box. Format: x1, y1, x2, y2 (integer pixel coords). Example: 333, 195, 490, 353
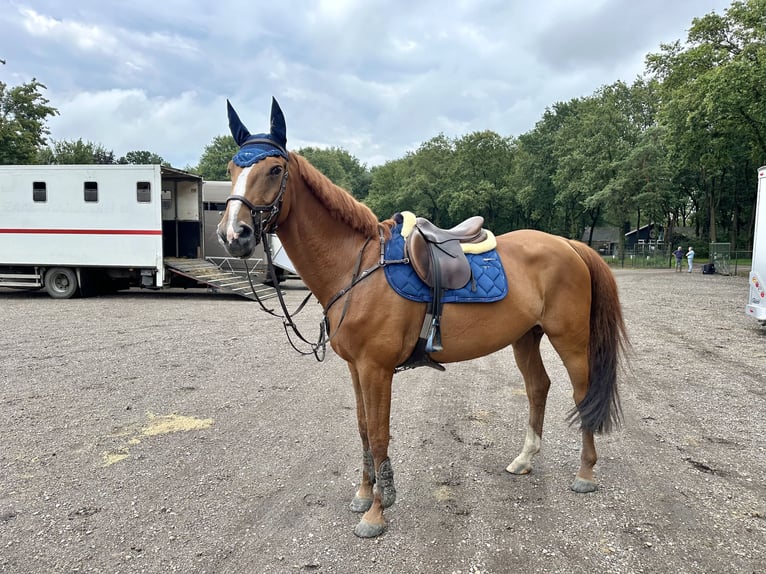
447, 131, 517, 232
510, 102, 576, 235
365, 158, 411, 219
39, 138, 115, 164
119, 150, 166, 165
400, 134, 458, 225
367, 131, 519, 231
296, 146, 370, 199
646, 0, 766, 247
0, 78, 58, 164
195, 135, 237, 180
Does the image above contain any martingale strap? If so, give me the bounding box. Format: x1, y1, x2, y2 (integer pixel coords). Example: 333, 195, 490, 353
245, 225, 451, 371
244, 230, 325, 360
324, 229, 400, 313
248, 229, 397, 362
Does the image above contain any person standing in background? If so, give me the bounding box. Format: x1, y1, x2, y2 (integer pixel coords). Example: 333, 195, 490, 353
686, 246, 695, 273
673, 246, 684, 272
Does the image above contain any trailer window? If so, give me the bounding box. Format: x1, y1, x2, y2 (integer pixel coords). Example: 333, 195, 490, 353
84, 181, 98, 202
161, 189, 172, 211
136, 181, 151, 203
203, 202, 227, 211
33, 182, 47, 202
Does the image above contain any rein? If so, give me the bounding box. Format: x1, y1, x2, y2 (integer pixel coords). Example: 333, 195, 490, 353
237, 221, 393, 362
226, 165, 330, 359
226, 164, 405, 361
245, 228, 328, 361
249, 231, 380, 361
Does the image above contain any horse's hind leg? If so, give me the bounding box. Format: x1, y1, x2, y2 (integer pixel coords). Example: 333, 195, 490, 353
548, 333, 598, 493
572, 429, 598, 493
507, 326, 550, 475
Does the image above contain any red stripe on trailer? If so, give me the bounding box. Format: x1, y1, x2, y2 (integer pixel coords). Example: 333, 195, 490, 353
0, 228, 162, 235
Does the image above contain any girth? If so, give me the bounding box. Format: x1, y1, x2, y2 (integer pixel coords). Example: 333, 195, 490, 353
397, 212, 488, 371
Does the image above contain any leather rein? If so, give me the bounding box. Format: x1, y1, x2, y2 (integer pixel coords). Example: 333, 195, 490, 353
225, 167, 399, 361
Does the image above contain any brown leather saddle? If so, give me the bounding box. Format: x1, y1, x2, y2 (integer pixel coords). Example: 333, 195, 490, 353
406, 216, 487, 290
398, 214, 488, 369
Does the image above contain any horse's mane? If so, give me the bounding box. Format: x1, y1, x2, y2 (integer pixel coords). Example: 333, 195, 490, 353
292, 153, 391, 238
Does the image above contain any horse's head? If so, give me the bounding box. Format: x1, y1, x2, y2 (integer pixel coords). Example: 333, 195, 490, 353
217, 97, 290, 259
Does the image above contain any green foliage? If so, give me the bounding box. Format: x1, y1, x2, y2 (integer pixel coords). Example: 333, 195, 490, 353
295, 146, 370, 199
195, 135, 237, 180
118, 150, 167, 165
365, 158, 410, 219
0, 78, 58, 164
510, 104, 573, 233
367, 131, 518, 233
39, 138, 115, 164
646, 0, 766, 247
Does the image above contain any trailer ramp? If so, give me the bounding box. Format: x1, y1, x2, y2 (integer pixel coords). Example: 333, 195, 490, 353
164, 257, 279, 301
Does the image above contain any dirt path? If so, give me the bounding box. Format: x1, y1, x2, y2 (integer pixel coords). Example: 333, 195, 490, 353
1, 269, 764, 573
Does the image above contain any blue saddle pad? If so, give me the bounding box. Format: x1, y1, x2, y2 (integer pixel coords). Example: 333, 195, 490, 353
383, 223, 508, 303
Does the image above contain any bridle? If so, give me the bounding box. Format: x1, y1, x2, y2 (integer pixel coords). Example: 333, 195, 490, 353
224, 157, 328, 357
225, 156, 289, 237
223, 149, 401, 362
222, 155, 352, 361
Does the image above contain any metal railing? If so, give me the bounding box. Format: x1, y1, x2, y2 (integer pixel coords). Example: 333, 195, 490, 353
602, 246, 753, 276
206, 256, 264, 274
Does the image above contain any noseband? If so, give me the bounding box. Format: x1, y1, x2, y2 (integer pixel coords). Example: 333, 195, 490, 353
225, 164, 289, 236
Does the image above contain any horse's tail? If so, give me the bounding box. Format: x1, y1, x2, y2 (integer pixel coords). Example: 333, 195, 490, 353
567, 241, 629, 434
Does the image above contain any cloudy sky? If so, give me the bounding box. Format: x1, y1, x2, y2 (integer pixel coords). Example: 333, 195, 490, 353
1, 0, 733, 169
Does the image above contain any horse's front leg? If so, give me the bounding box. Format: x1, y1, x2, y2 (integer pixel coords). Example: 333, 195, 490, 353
348, 364, 376, 513
350, 361, 396, 538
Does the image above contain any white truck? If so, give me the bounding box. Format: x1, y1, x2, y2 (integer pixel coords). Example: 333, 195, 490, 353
746, 165, 766, 322
0, 164, 277, 299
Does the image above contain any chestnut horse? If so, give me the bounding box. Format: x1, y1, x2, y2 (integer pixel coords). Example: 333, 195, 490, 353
217, 98, 628, 538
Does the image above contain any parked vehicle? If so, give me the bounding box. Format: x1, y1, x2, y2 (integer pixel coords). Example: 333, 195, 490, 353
746, 166, 766, 322
0, 165, 284, 299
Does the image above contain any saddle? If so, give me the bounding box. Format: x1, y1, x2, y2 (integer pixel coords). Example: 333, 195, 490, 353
397, 212, 493, 369
406, 216, 487, 289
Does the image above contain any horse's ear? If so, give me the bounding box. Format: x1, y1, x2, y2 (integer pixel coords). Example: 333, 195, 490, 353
270, 97, 287, 149
227, 99, 251, 147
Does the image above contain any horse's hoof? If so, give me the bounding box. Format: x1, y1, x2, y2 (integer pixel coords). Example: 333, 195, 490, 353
349, 495, 373, 513
354, 518, 386, 538
571, 476, 598, 493
505, 460, 532, 475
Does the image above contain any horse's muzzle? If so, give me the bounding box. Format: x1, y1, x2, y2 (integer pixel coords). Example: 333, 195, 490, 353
218, 222, 259, 258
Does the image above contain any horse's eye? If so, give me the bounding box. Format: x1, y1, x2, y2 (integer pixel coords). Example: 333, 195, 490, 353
269, 166, 282, 177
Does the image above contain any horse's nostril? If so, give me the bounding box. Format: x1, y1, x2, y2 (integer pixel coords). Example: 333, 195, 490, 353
239, 223, 254, 240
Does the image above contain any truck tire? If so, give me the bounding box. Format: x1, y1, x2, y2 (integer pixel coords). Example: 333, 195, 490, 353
44, 267, 79, 299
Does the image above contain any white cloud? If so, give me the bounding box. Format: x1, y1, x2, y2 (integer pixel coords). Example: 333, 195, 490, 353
21, 8, 119, 53
47, 89, 221, 168
2, 0, 735, 168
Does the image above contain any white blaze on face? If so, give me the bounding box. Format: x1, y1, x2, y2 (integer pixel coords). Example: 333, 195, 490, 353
226, 166, 253, 242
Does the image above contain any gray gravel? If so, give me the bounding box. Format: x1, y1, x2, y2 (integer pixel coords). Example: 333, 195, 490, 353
1, 269, 765, 573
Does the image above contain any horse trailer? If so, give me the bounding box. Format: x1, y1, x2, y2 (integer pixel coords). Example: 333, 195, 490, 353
0, 165, 279, 299
746, 166, 766, 322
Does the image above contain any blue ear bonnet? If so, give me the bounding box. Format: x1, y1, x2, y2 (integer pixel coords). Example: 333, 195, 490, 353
232, 138, 287, 168
227, 97, 289, 168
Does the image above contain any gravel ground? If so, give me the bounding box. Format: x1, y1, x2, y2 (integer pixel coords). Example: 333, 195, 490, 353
1, 269, 765, 574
